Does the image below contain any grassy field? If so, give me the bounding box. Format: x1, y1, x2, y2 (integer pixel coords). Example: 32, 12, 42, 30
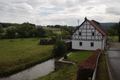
0, 38, 54, 76
63, 51, 94, 61
44, 27, 61, 34
96, 54, 109, 80
36, 51, 94, 80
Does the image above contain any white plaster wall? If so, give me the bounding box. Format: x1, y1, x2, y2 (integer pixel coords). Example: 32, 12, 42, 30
72, 40, 102, 50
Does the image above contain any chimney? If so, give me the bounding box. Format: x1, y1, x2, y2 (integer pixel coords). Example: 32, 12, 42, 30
85, 17, 87, 20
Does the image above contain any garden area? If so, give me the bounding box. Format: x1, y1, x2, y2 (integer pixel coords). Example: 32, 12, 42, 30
0, 38, 54, 76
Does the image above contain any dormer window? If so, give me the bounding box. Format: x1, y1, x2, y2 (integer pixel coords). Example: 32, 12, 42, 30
79, 32, 81, 36
92, 32, 94, 36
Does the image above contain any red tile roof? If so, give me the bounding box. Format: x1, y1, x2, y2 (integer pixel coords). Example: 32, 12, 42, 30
87, 20, 106, 36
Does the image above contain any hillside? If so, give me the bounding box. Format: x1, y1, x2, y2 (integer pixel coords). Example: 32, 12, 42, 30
100, 23, 117, 30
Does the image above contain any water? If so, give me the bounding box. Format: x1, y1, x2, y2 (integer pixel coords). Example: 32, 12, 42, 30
0, 59, 55, 80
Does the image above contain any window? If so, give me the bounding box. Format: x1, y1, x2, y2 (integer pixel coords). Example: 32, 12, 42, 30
79, 32, 81, 36
92, 32, 94, 36
91, 42, 94, 47
79, 42, 82, 46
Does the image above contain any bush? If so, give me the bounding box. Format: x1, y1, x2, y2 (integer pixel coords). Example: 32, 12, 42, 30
53, 40, 67, 57
77, 49, 101, 80
64, 54, 67, 59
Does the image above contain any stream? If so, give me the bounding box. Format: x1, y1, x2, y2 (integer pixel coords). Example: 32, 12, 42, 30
0, 58, 55, 80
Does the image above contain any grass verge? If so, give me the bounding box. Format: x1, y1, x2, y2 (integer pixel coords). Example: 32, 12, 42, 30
96, 54, 109, 80
0, 38, 53, 76
63, 51, 94, 61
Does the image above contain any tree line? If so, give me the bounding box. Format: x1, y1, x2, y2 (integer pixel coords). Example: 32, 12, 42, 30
0, 22, 74, 39
107, 22, 120, 42
0, 22, 36, 28
106, 23, 120, 36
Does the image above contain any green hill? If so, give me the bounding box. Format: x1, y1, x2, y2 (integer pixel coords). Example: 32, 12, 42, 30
100, 23, 117, 30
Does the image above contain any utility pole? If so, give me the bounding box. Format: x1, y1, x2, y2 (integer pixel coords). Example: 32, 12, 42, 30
119, 21, 120, 42
78, 19, 79, 26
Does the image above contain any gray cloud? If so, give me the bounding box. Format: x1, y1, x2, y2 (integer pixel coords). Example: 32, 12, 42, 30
0, 0, 119, 26
106, 5, 120, 15
86, 7, 94, 10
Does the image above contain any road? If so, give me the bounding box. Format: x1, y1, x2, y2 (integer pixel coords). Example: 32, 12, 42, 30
107, 39, 120, 80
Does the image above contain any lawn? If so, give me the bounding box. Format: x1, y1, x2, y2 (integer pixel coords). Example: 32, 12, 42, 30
0, 38, 53, 76
36, 51, 94, 80
63, 51, 94, 61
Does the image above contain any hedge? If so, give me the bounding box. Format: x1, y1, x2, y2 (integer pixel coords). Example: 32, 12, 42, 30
77, 49, 101, 80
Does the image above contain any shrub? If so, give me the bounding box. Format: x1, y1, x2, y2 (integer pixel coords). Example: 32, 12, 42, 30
53, 40, 67, 57
77, 49, 101, 80
64, 54, 67, 59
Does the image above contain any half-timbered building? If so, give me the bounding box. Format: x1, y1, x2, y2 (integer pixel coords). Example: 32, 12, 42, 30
72, 17, 108, 51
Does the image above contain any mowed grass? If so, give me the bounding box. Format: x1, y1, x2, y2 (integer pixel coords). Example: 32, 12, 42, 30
63, 51, 94, 61
36, 51, 94, 80
0, 38, 53, 76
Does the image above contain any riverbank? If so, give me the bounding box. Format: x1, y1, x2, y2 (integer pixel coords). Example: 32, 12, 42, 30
0, 38, 54, 76
36, 51, 94, 80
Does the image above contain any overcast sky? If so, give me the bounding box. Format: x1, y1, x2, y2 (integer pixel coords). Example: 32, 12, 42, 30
0, 0, 120, 26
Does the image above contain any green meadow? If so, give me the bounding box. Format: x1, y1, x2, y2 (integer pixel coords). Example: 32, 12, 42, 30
0, 38, 53, 76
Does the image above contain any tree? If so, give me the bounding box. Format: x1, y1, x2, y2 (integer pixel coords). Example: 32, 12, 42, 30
0, 24, 4, 38
53, 40, 67, 56
16, 22, 33, 38
106, 28, 116, 36
36, 27, 46, 37
0, 24, 4, 34
14, 23, 20, 28
6, 28, 16, 38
